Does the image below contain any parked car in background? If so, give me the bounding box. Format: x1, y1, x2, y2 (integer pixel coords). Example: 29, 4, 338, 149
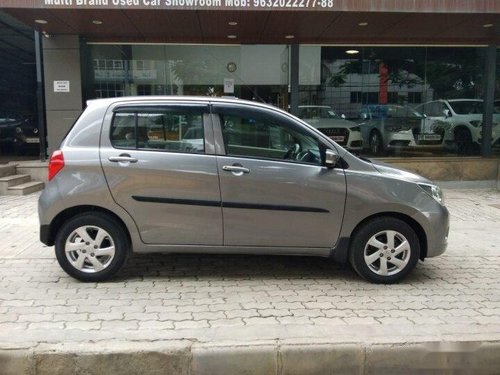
0, 111, 40, 154
357, 104, 446, 155
414, 99, 500, 154
39, 96, 449, 284
298, 105, 363, 151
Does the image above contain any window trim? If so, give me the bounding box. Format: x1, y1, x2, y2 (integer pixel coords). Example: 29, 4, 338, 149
109, 104, 210, 155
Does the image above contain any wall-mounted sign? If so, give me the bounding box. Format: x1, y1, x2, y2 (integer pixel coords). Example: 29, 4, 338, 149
53, 80, 70, 93
27, 0, 336, 11
224, 78, 235, 94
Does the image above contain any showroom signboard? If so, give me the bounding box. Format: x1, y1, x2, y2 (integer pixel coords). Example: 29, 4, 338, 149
0, 0, 498, 12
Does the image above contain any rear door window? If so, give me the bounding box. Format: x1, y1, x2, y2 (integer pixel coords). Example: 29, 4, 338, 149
110, 106, 206, 153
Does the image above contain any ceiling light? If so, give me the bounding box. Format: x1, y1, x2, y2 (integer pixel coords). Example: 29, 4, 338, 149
346, 49, 359, 55
285, 35, 295, 39
227, 35, 237, 39
92, 20, 103, 25
228, 21, 238, 26
358, 22, 368, 26
483, 23, 494, 28
35, 19, 48, 24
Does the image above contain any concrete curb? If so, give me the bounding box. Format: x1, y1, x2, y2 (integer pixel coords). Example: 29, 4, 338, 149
1, 339, 500, 375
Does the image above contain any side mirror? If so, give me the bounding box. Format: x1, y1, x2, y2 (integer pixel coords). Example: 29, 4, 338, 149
359, 113, 368, 120
443, 109, 451, 118
325, 149, 340, 169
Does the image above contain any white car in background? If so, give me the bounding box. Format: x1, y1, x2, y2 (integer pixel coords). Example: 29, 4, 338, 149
357, 104, 446, 155
415, 99, 500, 154
298, 105, 364, 151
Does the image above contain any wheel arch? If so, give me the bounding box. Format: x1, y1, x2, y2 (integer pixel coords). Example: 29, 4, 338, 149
348, 212, 428, 260
44, 205, 132, 248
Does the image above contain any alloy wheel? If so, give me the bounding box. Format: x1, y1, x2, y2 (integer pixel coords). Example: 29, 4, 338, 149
363, 230, 411, 276
64, 225, 116, 273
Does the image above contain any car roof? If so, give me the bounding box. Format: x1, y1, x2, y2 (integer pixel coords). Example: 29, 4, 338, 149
87, 96, 278, 111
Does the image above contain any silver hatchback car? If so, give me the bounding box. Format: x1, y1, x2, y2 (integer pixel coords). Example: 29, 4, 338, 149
39, 97, 449, 284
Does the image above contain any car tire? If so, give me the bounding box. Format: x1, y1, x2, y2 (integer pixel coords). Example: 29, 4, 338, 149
349, 217, 420, 284
369, 131, 384, 155
54, 212, 129, 282
454, 127, 473, 155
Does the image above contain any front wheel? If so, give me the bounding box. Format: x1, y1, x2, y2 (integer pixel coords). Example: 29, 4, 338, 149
54, 213, 129, 282
349, 217, 420, 284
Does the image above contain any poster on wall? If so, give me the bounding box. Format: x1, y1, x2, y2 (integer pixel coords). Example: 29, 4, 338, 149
54, 81, 70, 93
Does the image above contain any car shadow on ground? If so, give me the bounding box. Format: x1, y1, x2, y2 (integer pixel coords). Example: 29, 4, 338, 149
114, 253, 437, 285
119, 253, 355, 281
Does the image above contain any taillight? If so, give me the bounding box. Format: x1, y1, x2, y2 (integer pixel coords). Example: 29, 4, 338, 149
48, 150, 65, 181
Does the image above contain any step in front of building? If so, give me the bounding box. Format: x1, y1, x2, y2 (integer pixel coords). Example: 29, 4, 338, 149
0, 163, 45, 196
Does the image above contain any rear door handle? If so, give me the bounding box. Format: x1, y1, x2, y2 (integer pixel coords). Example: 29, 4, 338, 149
222, 165, 250, 175
108, 155, 138, 163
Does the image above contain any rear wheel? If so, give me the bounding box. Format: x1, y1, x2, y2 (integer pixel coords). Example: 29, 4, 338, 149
54, 213, 129, 282
349, 217, 420, 284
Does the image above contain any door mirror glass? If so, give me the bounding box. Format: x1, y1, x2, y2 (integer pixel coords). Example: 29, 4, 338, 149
325, 149, 340, 169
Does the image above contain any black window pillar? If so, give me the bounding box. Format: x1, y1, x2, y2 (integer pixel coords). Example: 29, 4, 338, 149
481, 44, 496, 157
34, 30, 47, 161
290, 44, 299, 116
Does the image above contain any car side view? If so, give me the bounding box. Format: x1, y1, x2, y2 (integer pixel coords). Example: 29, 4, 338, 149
38, 97, 449, 284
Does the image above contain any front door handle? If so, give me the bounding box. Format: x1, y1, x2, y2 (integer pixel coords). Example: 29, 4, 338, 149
109, 155, 138, 163
222, 165, 250, 175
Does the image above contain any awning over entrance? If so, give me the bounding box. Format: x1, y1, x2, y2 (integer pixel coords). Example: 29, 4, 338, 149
0, 0, 499, 44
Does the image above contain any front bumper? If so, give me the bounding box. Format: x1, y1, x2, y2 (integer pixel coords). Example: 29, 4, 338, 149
424, 204, 450, 258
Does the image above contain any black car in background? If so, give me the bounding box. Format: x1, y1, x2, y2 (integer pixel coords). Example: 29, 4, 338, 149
0, 111, 40, 154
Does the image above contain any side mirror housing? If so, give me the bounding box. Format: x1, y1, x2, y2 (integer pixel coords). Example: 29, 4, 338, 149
443, 109, 451, 118
325, 149, 340, 169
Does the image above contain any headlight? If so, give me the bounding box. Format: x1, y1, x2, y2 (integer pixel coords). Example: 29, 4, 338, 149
469, 120, 482, 128
385, 125, 402, 132
419, 183, 445, 205
350, 126, 361, 132
15, 127, 23, 134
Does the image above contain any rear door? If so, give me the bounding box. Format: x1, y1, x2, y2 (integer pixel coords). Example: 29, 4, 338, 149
212, 103, 346, 248
100, 101, 222, 245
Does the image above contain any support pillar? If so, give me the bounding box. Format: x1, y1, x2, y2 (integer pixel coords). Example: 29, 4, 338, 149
481, 44, 497, 157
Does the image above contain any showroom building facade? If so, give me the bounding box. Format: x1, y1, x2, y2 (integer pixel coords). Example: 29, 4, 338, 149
0, 0, 499, 158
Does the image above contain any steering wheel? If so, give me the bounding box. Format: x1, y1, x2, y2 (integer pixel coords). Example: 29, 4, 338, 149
296, 150, 320, 164
284, 143, 301, 160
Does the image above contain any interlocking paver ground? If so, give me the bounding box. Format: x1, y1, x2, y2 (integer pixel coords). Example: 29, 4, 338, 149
0, 189, 500, 348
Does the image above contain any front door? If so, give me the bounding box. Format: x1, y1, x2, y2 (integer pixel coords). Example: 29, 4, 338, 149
212, 104, 346, 248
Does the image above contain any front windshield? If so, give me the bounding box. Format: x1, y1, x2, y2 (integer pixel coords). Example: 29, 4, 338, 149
366, 105, 423, 119
449, 100, 500, 115
298, 107, 340, 119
